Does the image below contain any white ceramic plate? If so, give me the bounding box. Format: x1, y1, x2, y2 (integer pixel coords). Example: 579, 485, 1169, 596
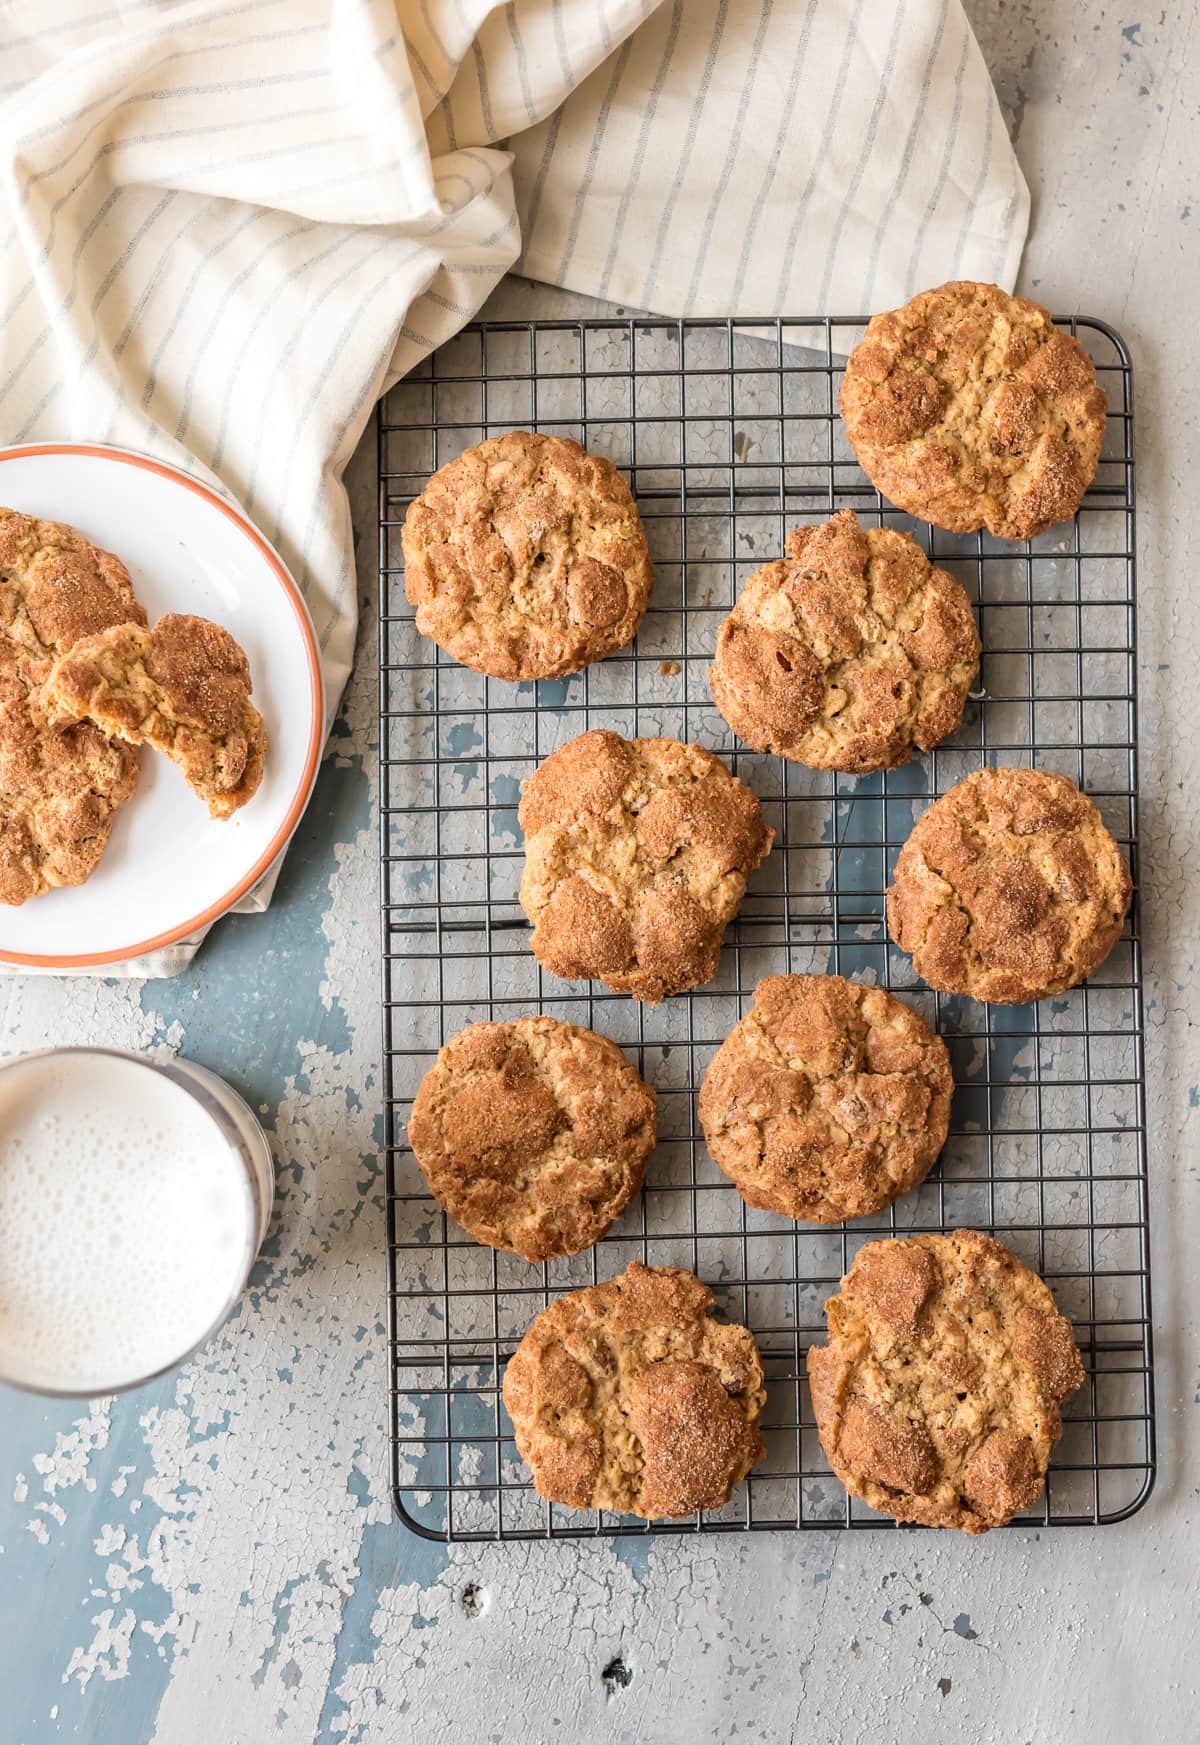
0, 444, 323, 969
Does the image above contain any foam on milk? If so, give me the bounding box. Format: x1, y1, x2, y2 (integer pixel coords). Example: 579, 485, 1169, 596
0, 1052, 254, 1393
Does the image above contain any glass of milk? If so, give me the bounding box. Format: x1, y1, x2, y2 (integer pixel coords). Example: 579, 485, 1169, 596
0, 1047, 274, 1396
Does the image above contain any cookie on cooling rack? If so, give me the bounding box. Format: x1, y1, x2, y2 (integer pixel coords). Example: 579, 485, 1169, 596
502, 1261, 766, 1518
401, 431, 653, 680
709, 510, 979, 773
886, 766, 1132, 1005
807, 1229, 1084, 1532
518, 728, 774, 1004
839, 282, 1107, 541
407, 1017, 656, 1262
0, 506, 146, 905
698, 974, 952, 1223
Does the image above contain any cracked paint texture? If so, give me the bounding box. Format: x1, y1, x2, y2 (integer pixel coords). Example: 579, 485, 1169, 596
3, 3, 1200, 1739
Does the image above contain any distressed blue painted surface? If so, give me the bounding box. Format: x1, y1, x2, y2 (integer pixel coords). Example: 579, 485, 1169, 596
136, 748, 368, 1110
0, 731, 391, 1745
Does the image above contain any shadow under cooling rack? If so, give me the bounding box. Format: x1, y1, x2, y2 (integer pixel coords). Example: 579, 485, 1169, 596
378, 315, 1154, 1540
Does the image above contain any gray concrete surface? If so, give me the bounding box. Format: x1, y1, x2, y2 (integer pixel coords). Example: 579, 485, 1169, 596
2, 4, 1197, 1740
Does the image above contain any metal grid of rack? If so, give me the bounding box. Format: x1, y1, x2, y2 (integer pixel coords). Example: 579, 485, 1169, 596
378, 315, 1153, 1540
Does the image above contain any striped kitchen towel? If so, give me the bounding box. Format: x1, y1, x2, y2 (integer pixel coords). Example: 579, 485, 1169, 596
0, 0, 1026, 975
510, 0, 1029, 316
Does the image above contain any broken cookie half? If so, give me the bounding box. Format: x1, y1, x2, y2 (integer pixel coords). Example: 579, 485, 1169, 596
46, 614, 267, 819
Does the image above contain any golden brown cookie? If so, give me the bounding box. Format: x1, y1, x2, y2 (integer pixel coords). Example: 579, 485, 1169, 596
807, 1230, 1084, 1532
502, 1261, 765, 1518
47, 614, 267, 819
402, 431, 653, 680
698, 974, 951, 1222
839, 282, 1107, 540
518, 729, 774, 1004
0, 507, 146, 905
887, 766, 1131, 1004
407, 1017, 656, 1261
709, 511, 979, 772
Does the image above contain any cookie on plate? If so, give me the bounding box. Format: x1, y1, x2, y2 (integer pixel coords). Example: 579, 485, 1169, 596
0, 507, 146, 905
839, 282, 1107, 541
502, 1261, 766, 1518
709, 510, 979, 772
886, 766, 1131, 1004
402, 432, 653, 680
698, 974, 951, 1222
807, 1230, 1084, 1532
407, 1017, 656, 1262
518, 729, 774, 1004
47, 614, 267, 819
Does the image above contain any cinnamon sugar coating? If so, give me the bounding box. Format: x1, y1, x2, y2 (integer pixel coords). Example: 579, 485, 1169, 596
502, 1261, 765, 1518
698, 974, 952, 1222
887, 766, 1131, 1004
408, 1017, 656, 1262
47, 614, 266, 819
0, 507, 145, 904
402, 431, 653, 679
807, 1229, 1084, 1532
839, 282, 1107, 541
709, 510, 979, 772
518, 729, 774, 1004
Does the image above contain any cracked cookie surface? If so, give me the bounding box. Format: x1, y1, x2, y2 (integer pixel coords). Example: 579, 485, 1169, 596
709, 510, 979, 772
0, 507, 146, 904
839, 282, 1107, 541
402, 431, 653, 680
887, 766, 1131, 1004
518, 729, 774, 1004
807, 1229, 1084, 1532
408, 1017, 656, 1262
502, 1261, 765, 1518
698, 974, 952, 1222
47, 614, 267, 819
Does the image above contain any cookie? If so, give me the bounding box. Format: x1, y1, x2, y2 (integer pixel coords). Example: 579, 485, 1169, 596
47, 614, 267, 819
887, 766, 1131, 1004
518, 729, 774, 1004
709, 511, 979, 772
698, 974, 951, 1222
402, 432, 653, 680
839, 282, 1107, 541
407, 1017, 656, 1262
0, 507, 146, 904
502, 1261, 766, 1518
807, 1230, 1084, 1532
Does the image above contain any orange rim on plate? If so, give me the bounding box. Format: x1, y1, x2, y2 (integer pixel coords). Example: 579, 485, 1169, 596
0, 443, 325, 970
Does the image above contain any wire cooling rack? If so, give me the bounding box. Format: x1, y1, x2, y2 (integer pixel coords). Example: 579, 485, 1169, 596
378, 316, 1153, 1540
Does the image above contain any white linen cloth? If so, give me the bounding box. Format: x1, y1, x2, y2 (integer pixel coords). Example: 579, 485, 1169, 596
0, 0, 1027, 976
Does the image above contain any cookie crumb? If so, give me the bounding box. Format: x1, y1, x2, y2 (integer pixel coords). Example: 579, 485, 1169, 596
659, 659, 681, 676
